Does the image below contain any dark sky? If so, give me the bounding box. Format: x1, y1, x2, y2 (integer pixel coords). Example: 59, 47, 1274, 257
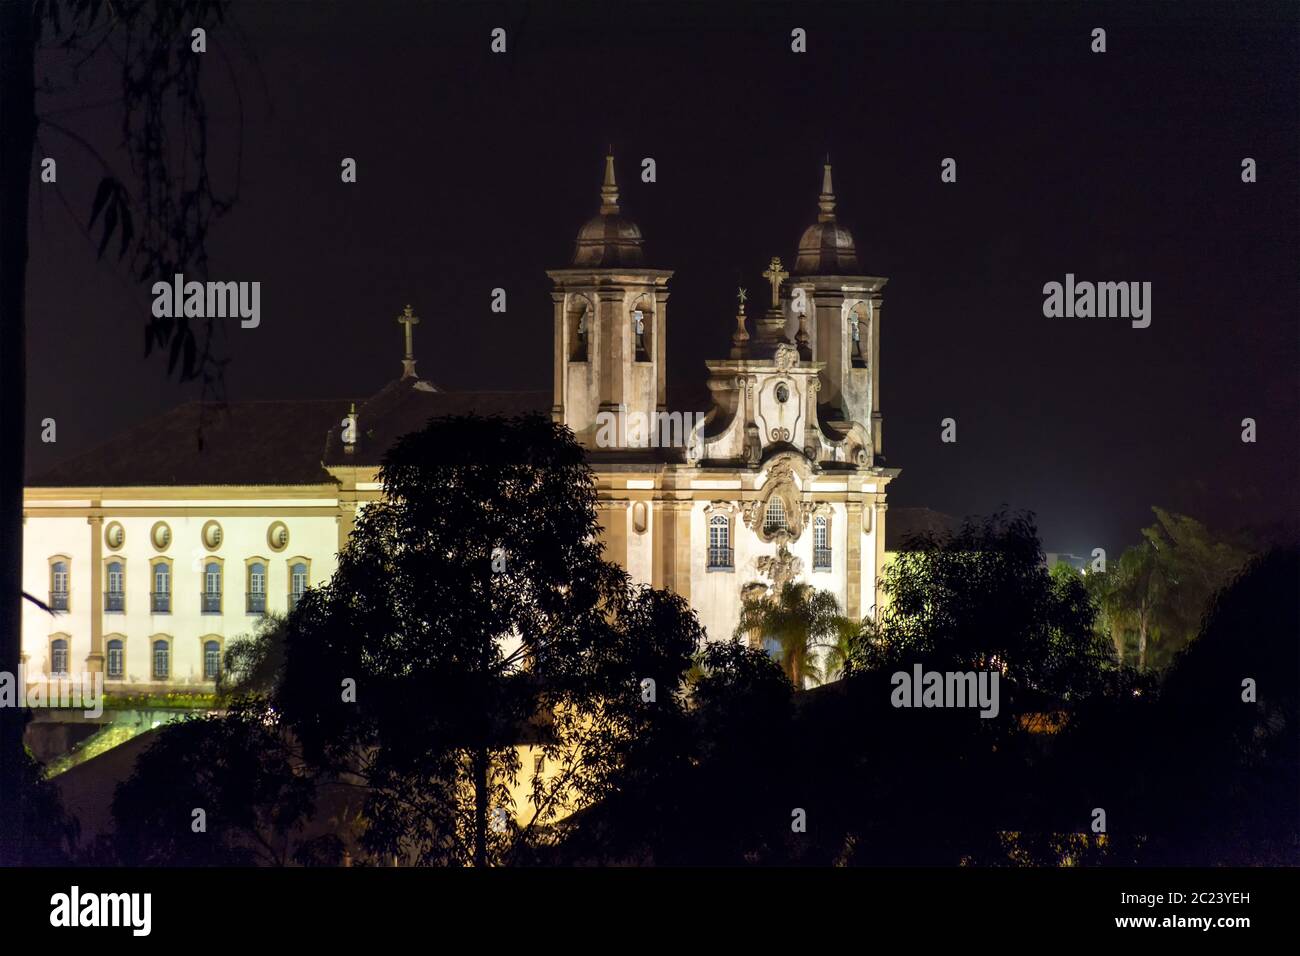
24, 0, 1299, 557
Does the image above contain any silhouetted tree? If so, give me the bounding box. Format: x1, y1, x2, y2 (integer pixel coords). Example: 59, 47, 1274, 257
112, 699, 319, 866
1086, 508, 1250, 670
852, 511, 1113, 710
1139, 545, 1299, 862
276, 414, 703, 866
216, 612, 288, 702
1, 0, 236, 861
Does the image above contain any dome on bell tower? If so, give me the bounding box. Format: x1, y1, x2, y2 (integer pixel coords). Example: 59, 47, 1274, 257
793, 160, 860, 275
572, 152, 646, 268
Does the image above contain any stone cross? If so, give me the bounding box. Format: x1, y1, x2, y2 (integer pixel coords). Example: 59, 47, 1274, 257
761, 257, 788, 308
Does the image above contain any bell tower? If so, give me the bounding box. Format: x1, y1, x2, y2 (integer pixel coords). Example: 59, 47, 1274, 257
787, 160, 889, 461
548, 152, 673, 448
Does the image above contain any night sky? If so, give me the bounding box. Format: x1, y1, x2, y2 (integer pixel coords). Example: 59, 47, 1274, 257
24, 0, 1299, 557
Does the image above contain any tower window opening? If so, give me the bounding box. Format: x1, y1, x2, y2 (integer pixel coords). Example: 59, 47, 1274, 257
570, 304, 589, 362
633, 309, 650, 362
850, 308, 868, 368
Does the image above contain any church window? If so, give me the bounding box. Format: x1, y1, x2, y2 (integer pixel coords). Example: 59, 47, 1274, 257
49, 559, 69, 611
764, 497, 787, 535
50, 638, 69, 677
632, 309, 650, 362
247, 562, 267, 615
850, 305, 869, 369
570, 302, 589, 362
105, 561, 125, 613
204, 640, 221, 681
813, 515, 832, 571
268, 521, 290, 552
202, 520, 223, 551
107, 639, 124, 679
151, 521, 171, 550
105, 522, 124, 550
203, 562, 222, 614
708, 514, 733, 569
290, 562, 309, 609
152, 560, 171, 613
632, 501, 648, 535
152, 639, 170, 680
775, 382, 790, 404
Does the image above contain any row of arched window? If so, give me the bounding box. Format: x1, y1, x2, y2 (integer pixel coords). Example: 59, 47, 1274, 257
47, 557, 310, 615
567, 300, 654, 364
47, 635, 222, 682
705, 511, 834, 571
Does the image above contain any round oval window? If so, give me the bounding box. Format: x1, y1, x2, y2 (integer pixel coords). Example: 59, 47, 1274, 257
151, 522, 171, 550
268, 521, 289, 552
105, 522, 125, 550
775, 383, 789, 403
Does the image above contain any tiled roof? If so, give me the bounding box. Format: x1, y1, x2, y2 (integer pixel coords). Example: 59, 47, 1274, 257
29, 383, 565, 487
322, 380, 552, 467
28, 400, 355, 487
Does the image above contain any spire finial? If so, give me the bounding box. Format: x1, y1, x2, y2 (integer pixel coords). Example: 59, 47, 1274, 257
818, 158, 836, 223
731, 288, 751, 358
398, 303, 420, 380
600, 149, 620, 215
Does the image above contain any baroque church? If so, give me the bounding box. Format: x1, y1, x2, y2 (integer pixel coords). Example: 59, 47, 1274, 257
21, 154, 898, 689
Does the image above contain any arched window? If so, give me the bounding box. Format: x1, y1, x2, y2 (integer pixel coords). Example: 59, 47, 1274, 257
764, 497, 787, 535
152, 560, 171, 613
247, 562, 266, 614
849, 304, 869, 369
290, 562, 308, 609
50, 560, 69, 611
708, 514, 733, 570
570, 302, 589, 362
203, 562, 222, 614
152, 639, 169, 680
203, 640, 221, 681
813, 515, 832, 570
50, 638, 69, 677
632, 309, 649, 362
106, 639, 124, 679
105, 560, 124, 612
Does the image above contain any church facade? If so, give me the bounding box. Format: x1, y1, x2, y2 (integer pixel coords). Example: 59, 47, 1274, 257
20, 155, 898, 690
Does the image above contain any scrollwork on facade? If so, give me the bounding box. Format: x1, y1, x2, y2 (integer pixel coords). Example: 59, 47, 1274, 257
743, 453, 815, 543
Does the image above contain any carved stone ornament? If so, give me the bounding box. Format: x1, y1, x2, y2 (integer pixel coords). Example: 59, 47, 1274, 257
755, 542, 803, 591
773, 343, 799, 370
744, 455, 810, 543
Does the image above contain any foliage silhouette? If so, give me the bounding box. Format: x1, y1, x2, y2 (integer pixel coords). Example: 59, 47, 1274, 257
275, 413, 704, 866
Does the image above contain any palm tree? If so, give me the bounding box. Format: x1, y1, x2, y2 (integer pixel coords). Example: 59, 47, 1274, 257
734, 581, 852, 688
1110, 542, 1166, 670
